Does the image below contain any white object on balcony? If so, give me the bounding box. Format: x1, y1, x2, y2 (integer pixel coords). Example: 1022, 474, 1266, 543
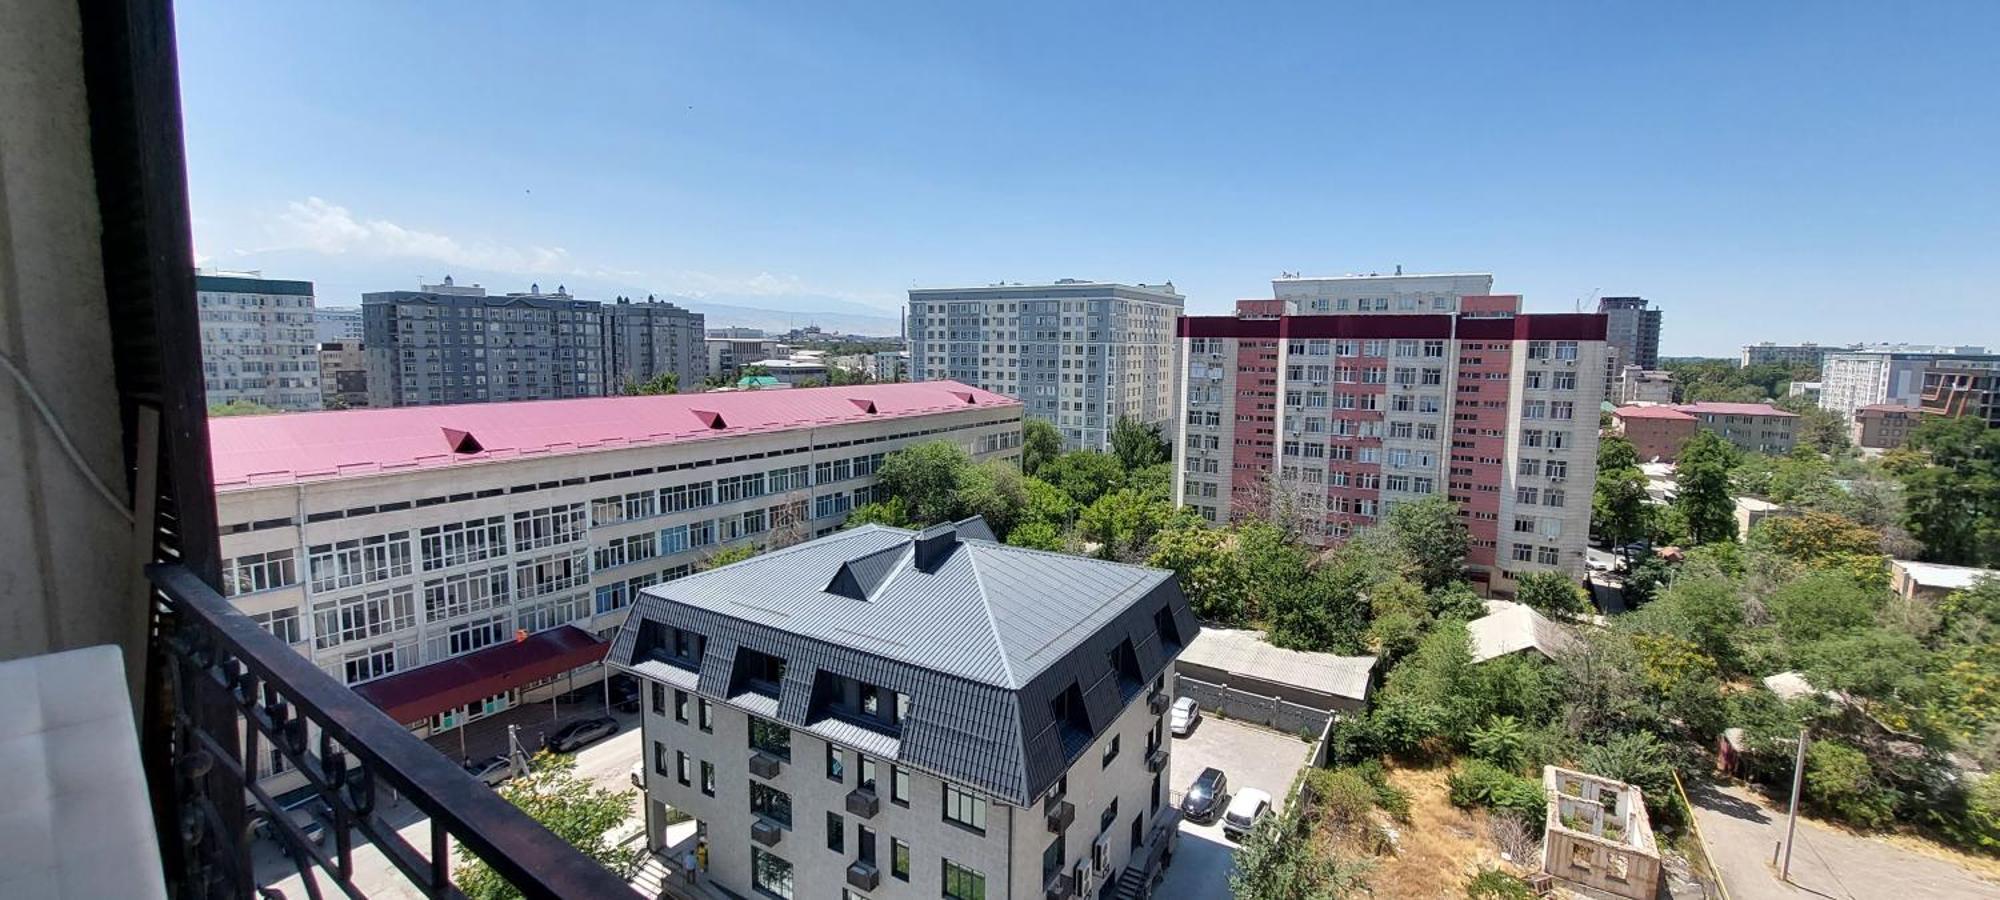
0, 645, 167, 900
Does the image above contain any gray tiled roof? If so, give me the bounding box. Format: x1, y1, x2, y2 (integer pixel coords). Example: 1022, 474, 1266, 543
607, 519, 1199, 805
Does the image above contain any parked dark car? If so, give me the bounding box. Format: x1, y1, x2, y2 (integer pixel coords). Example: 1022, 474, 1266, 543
544, 716, 619, 753
608, 675, 642, 714
1180, 767, 1228, 823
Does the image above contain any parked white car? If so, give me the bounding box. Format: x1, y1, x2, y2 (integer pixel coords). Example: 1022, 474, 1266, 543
1222, 788, 1273, 842
1169, 696, 1200, 736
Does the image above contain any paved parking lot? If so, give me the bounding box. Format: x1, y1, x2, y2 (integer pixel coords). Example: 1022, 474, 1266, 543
1155, 715, 1318, 898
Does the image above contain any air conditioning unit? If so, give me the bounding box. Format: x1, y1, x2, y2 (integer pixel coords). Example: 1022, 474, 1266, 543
1550, 476, 1566, 483
1073, 860, 1094, 894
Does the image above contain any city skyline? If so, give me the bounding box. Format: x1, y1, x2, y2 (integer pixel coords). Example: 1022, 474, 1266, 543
176, 3, 2000, 355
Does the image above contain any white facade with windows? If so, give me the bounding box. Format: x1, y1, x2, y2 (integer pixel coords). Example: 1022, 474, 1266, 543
210, 384, 1022, 789
197, 272, 322, 410
907, 281, 1183, 451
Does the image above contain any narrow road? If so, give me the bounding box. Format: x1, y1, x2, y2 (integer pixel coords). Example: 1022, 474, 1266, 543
1686, 779, 1999, 900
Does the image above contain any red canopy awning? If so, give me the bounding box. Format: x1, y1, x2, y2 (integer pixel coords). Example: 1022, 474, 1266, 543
354, 625, 609, 724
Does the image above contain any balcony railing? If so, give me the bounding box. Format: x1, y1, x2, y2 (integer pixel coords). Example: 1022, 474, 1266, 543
145, 564, 637, 898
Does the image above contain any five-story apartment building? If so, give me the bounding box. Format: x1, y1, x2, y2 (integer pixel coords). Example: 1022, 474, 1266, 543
612, 517, 1197, 900
908, 280, 1183, 450
1175, 273, 1606, 594
208, 382, 1022, 789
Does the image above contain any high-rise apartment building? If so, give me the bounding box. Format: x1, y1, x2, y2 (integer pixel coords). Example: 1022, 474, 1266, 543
1819, 345, 1998, 419
364, 279, 606, 407
314, 306, 364, 344
317, 341, 369, 409
604, 295, 707, 391
1176, 273, 1605, 594
612, 517, 1195, 900
908, 280, 1184, 450
1741, 342, 1844, 370
1596, 297, 1662, 371
1920, 361, 2000, 429
208, 382, 1022, 792
196, 272, 323, 410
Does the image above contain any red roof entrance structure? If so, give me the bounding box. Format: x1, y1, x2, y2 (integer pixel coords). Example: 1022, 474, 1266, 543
354, 626, 608, 724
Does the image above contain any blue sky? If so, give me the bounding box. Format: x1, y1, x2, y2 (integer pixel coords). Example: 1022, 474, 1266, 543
177, 1, 2000, 355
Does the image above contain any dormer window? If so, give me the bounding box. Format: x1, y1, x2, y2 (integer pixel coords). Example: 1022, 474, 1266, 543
733, 647, 788, 699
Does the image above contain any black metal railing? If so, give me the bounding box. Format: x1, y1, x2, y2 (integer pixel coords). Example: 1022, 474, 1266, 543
146, 564, 637, 899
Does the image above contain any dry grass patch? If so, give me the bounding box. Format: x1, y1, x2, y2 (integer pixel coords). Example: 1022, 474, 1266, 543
1342, 764, 1535, 899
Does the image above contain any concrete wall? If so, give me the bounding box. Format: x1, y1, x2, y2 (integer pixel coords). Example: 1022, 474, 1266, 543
0, 0, 144, 696
1174, 675, 1334, 740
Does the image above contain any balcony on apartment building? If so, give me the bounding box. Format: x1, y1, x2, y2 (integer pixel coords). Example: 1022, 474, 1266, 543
2, 1, 642, 895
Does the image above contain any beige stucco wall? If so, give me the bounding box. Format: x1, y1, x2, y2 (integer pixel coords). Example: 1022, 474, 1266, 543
0, 0, 144, 693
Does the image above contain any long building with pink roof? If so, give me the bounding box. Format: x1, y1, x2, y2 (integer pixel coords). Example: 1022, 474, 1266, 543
207, 381, 1021, 792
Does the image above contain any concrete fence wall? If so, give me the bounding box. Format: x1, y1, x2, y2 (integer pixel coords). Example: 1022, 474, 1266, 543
1176, 676, 1332, 740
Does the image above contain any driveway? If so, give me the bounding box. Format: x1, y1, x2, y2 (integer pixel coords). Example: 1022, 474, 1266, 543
1688, 779, 2000, 900
1155, 716, 1318, 898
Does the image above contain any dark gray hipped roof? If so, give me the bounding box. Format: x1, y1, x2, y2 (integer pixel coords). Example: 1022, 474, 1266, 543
608, 518, 1199, 805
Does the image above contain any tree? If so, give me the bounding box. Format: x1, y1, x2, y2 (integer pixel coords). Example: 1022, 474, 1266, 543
1005, 520, 1066, 551
1236, 521, 1313, 628
1469, 715, 1528, 769
1148, 519, 1250, 623
1037, 450, 1125, 508
1778, 395, 1851, 454
1899, 415, 2000, 567
1749, 511, 1888, 588
957, 461, 1030, 538
621, 371, 679, 395
1515, 571, 1589, 621
844, 497, 908, 529
1382, 495, 1468, 590
1021, 419, 1062, 476
1076, 488, 1171, 561
1594, 437, 1652, 548
876, 441, 974, 526
1230, 805, 1373, 899
700, 543, 758, 570
454, 753, 644, 900
1766, 570, 1877, 644
1109, 417, 1169, 472
1674, 431, 1739, 545
1019, 477, 1078, 531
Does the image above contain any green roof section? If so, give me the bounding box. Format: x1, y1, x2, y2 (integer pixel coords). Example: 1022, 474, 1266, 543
195, 274, 315, 296
736, 375, 781, 387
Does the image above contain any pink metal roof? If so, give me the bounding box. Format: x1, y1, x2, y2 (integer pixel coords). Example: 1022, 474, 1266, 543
209, 381, 1017, 491
1614, 405, 1697, 421
1675, 402, 1798, 418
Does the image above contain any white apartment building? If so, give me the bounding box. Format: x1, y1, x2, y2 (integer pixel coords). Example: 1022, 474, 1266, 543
315, 306, 364, 344
908, 280, 1184, 451
208, 382, 1022, 789
197, 272, 322, 410
1178, 273, 1606, 594
1819, 344, 1998, 419
611, 517, 1197, 900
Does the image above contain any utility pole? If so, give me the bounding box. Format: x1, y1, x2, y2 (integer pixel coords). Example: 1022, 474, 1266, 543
1782, 727, 1808, 881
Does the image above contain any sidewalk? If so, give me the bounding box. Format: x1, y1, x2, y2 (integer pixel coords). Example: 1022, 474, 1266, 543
1686, 779, 1999, 900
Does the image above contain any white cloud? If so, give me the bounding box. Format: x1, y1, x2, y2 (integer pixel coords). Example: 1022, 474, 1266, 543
269, 197, 572, 274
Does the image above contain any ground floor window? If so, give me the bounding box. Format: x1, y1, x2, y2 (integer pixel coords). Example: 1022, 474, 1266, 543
751, 847, 793, 899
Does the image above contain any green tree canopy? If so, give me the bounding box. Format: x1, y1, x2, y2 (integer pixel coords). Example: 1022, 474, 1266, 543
1109, 417, 1170, 472
1038, 450, 1126, 508
1674, 431, 1739, 545
1021, 419, 1062, 476
454, 753, 644, 900
1382, 495, 1468, 590
1515, 571, 1590, 622
1899, 415, 2000, 566
876, 441, 975, 526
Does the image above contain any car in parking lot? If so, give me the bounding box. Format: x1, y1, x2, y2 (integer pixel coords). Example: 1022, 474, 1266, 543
252, 802, 327, 856
1169, 696, 1200, 736
1222, 787, 1272, 842
1180, 766, 1228, 823
544, 716, 618, 753
464, 754, 513, 787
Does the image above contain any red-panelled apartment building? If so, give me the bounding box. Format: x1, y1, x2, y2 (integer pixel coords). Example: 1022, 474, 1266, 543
1173, 273, 1608, 595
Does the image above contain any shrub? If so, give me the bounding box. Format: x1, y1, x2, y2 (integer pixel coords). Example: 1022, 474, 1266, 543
1465, 866, 1535, 899
1804, 740, 1898, 829
1470, 715, 1528, 769
1448, 759, 1546, 823
1307, 768, 1381, 830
